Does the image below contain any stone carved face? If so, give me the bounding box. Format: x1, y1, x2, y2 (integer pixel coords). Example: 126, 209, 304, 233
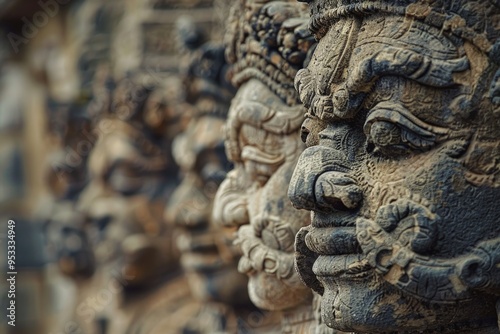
214, 0, 315, 313
212, 78, 312, 311
44, 105, 97, 280
165, 113, 250, 305
290, 7, 500, 333
77, 81, 181, 288
164, 43, 250, 306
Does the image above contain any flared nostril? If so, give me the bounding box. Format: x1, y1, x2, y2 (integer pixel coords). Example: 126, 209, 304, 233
289, 146, 356, 212
288, 174, 317, 211
314, 172, 362, 212
300, 125, 310, 143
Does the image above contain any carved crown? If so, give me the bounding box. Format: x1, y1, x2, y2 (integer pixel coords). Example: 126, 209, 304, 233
225, 0, 316, 105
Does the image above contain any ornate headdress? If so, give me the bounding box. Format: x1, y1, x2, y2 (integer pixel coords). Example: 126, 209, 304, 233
300, 0, 500, 106
225, 0, 316, 106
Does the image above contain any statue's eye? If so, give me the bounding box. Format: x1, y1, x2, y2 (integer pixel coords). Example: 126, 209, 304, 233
364, 102, 447, 158
369, 121, 401, 147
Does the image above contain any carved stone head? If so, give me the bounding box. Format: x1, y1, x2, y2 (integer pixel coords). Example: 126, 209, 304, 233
165, 42, 250, 306
77, 75, 183, 288
290, 1, 500, 332
44, 103, 97, 280
212, 0, 315, 313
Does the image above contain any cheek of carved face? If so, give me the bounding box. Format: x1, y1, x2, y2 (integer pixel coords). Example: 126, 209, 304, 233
212, 169, 250, 228
359, 148, 500, 257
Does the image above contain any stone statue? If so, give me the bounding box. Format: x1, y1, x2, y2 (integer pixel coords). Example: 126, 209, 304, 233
289, 0, 500, 332
72, 74, 195, 334
44, 103, 97, 284
165, 41, 280, 333
212, 0, 320, 331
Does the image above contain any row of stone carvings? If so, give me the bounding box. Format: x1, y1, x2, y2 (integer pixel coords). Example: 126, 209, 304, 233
38, 0, 500, 333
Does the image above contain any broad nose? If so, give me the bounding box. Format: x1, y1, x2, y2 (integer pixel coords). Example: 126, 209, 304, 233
164, 175, 210, 228
288, 146, 362, 213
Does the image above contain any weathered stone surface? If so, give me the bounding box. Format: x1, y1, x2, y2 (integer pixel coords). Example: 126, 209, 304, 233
290, 0, 500, 332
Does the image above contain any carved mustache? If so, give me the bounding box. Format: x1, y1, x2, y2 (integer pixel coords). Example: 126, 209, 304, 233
357, 199, 500, 302
295, 197, 500, 301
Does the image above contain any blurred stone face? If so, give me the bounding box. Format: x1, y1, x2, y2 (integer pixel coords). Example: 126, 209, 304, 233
165, 113, 250, 305
289, 8, 500, 332
44, 105, 97, 280
76, 80, 182, 288
45, 105, 95, 201
77, 116, 179, 287
212, 79, 312, 311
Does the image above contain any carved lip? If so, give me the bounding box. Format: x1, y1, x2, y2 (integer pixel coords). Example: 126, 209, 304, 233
305, 226, 362, 255
313, 254, 371, 278
306, 223, 370, 278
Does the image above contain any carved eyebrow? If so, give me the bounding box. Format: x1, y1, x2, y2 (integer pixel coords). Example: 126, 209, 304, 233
225, 98, 304, 162
346, 46, 469, 92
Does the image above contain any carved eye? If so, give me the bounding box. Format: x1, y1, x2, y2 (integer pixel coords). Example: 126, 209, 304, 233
364, 102, 447, 157
369, 121, 401, 147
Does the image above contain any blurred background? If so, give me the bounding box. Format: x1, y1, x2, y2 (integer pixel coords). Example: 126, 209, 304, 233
0, 1, 253, 333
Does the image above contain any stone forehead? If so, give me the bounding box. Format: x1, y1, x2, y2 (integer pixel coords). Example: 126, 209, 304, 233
306, 16, 464, 90
304, 0, 500, 65
297, 2, 500, 123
